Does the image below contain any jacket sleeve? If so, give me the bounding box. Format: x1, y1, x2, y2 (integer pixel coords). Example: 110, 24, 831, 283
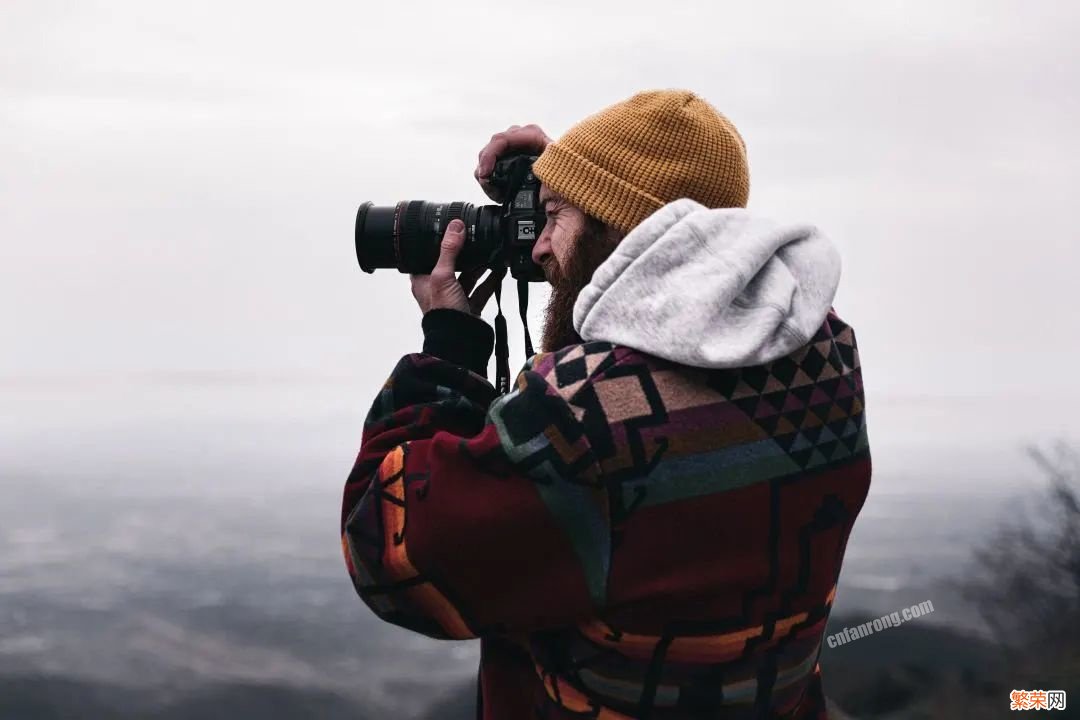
341, 310, 609, 639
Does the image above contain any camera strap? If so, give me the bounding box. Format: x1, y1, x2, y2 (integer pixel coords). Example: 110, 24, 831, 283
518, 278, 534, 359
493, 283, 511, 396
491, 278, 536, 397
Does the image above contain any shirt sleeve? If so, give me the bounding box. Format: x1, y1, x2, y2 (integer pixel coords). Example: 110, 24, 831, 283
419, 308, 495, 377
340, 346, 610, 640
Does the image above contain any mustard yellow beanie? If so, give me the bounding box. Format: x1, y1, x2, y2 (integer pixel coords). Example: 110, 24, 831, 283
531, 89, 750, 235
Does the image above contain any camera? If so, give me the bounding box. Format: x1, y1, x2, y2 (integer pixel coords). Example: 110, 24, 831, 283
355, 154, 546, 282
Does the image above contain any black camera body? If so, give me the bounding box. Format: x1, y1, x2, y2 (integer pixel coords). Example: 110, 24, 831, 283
355, 154, 546, 282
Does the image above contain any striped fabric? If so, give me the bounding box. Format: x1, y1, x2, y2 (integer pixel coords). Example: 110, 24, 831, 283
342, 309, 871, 719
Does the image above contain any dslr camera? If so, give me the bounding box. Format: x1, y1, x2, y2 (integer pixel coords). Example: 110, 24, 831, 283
355, 154, 546, 282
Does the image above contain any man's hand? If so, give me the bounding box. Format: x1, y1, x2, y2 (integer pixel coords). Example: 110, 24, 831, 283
410, 219, 505, 316
475, 124, 552, 202
411, 124, 549, 315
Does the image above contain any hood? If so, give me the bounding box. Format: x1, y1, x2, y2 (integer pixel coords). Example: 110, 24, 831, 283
572, 198, 842, 369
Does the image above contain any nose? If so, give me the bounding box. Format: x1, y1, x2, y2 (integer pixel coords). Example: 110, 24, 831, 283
532, 233, 553, 268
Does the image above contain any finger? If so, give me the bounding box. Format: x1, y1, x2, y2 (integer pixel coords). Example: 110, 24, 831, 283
476, 134, 508, 178
476, 174, 502, 203
432, 219, 465, 278
457, 266, 487, 295
409, 274, 429, 313
475, 125, 520, 178
476, 128, 517, 181
476, 125, 550, 180
477, 124, 541, 165
477, 133, 515, 178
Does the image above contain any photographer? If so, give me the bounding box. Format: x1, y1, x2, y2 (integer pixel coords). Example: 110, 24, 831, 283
341, 90, 871, 719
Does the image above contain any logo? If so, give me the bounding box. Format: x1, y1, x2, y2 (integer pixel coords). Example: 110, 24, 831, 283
1010, 690, 1067, 711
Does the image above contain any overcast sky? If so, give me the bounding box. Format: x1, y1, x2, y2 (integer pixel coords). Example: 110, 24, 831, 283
2, 0, 1078, 401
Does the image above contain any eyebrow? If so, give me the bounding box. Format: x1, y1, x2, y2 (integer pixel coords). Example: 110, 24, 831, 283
540, 193, 561, 209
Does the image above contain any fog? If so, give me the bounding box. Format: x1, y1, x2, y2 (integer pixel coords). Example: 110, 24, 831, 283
3, 0, 1079, 400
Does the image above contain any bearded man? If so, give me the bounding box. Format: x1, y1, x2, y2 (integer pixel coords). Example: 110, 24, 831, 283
341, 90, 872, 719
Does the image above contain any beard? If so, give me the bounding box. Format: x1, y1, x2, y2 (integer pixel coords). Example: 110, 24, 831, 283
539, 217, 622, 353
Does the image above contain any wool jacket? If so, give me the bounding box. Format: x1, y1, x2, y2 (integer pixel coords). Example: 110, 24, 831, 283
341, 203, 871, 719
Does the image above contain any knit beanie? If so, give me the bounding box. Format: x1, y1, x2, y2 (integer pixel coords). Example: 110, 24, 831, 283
531, 89, 750, 235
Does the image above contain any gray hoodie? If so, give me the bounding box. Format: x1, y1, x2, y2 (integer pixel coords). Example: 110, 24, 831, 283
572, 198, 842, 369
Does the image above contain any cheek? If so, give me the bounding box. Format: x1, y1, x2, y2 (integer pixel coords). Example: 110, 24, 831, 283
551, 233, 573, 268
546, 212, 586, 269
548, 237, 574, 268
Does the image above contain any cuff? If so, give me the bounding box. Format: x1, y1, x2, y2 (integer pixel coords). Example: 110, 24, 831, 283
422, 308, 495, 377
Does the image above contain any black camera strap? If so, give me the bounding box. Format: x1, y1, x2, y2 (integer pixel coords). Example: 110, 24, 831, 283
492, 278, 535, 396
518, 278, 534, 359
493, 283, 511, 396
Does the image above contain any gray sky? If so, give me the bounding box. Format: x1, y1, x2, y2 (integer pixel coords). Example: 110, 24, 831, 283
3, 0, 1079, 399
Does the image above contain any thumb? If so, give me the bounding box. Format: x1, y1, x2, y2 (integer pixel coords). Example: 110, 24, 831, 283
432, 219, 465, 278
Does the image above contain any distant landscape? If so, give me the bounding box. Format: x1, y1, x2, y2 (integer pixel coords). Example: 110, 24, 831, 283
2, 380, 1075, 718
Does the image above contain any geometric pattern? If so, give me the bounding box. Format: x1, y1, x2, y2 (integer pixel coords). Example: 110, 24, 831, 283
502, 310, 868, 515
724, 315, 868, 470
342, 308, 872, 720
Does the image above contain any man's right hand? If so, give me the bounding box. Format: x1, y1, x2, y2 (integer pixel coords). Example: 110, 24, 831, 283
475, 124, 552, 202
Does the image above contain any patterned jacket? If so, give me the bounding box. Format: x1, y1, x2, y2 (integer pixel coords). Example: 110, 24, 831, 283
341, 306, 872, 719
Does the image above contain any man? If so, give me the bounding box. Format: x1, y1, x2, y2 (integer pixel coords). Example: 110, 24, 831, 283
342, 90, 871, 719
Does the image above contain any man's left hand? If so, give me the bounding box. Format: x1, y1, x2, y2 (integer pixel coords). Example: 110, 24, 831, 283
410, 219, 505, 316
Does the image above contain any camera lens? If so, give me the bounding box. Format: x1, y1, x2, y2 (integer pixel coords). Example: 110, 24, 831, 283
355, 201, 500, 275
